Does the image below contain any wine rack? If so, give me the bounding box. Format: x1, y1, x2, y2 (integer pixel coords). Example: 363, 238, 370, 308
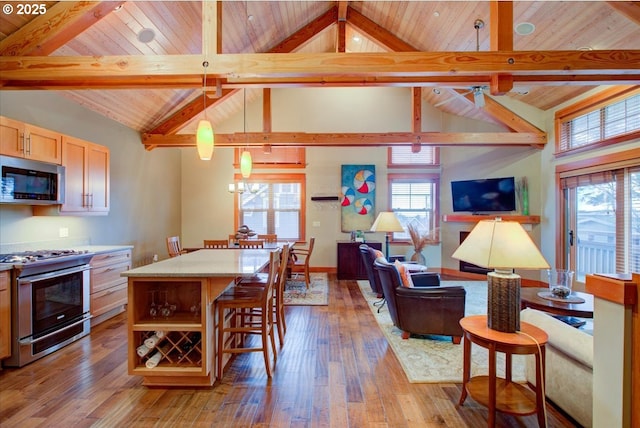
135, 331, 203, 368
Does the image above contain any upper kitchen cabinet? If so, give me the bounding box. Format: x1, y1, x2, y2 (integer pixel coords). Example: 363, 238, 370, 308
61, 136, 110, 214
0, 116, 62, 165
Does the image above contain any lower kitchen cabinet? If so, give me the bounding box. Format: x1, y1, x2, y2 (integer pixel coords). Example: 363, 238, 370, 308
337, 241, 382, 280
0, 270, 10, 360
90, 249, 131, 326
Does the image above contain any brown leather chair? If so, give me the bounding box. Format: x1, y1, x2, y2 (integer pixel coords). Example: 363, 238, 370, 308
373, 258, 466, 343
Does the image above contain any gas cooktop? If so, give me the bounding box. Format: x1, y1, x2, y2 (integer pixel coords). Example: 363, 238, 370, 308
0, 249, 92, 264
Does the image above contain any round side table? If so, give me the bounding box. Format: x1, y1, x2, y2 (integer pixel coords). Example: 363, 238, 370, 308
458, 315, 548, 427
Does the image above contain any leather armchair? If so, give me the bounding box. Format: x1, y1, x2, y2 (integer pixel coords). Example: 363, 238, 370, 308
359, 244, 384, 297
359, 244, 440, 297
373, 258, 466, 343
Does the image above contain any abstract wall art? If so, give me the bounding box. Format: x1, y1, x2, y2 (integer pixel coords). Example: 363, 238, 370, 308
340, 164, 376, 232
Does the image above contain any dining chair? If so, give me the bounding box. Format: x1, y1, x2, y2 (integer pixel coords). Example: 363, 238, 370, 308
238, 239, 264, 249
166, 236, 187, 258
236, 244, 290, 348
288, 237, 315, 288
257, 234, 278, 243
216, 249, 281, 379
203, 239, 229, 249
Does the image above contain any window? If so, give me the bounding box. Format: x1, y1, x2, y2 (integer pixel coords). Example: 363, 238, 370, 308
387, 146, 439, 167
556, 87, 640, 154
235, 174, 305, 241
558, 154, 640, 282
388, 174, 439, 241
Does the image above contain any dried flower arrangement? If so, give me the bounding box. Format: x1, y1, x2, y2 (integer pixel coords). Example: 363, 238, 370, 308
407, 223, 440, 252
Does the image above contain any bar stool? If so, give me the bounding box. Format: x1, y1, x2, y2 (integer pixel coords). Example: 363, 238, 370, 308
216, 249, 280, 379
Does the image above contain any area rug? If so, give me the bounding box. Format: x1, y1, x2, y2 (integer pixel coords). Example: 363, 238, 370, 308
284, 273, 328, 305
357, 280, 526, 383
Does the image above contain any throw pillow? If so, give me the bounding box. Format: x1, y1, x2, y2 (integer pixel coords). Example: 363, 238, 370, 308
394, 260, 414, 288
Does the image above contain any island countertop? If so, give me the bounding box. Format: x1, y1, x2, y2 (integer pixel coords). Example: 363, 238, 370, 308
121, 248, 274, 278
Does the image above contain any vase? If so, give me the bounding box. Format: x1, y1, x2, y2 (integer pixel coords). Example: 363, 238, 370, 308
410, 250, 427, 266
522, 187, 529, 215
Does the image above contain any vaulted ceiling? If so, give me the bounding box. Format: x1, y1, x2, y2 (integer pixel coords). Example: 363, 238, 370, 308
1, 1, 639, 150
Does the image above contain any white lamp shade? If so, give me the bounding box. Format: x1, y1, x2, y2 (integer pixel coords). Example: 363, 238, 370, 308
240, 150, 252, 178
196, 120, 214, 160
451, 219, 549, 269
370, 212, 405, 233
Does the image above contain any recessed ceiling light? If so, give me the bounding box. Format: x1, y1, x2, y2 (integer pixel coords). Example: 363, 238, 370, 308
352, 35, 361, 43
433, 11, 440, 17
433, 88, 441, 95
113, 5, 123, 12
515, 22, 535, 36
137, 28, 156, 44
577, 46, 593, 51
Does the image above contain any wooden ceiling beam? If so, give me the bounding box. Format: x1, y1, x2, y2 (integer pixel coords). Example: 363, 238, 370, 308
489, 1, 514, 95
3, 73, 638, 91
606, 1, 640, 25
0, 1, 125, 56
2, 51, 637, 83
142, 131, 546, 149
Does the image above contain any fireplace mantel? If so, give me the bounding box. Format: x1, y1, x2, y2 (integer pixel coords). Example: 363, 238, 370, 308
442, 214, 540, 224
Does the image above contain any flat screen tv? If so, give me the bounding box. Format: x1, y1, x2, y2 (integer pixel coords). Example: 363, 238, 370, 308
451, 177, 516, 213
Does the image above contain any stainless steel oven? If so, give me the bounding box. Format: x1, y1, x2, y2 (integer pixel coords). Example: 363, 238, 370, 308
3, 251, 93, 367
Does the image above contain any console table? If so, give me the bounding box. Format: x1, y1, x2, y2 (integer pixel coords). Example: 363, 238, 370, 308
337, 241, 381, 280
459, 315, 548, 427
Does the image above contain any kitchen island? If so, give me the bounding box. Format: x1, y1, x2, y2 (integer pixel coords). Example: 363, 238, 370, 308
121, 248, 273, 387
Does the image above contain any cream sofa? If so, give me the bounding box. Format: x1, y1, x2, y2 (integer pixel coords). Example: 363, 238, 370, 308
520, 308, 593, 427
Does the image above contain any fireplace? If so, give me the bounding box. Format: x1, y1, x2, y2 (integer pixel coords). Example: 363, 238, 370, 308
459, 231, 491, 274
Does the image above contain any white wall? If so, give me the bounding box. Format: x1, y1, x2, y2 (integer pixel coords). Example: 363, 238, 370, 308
0, 91, 182, 266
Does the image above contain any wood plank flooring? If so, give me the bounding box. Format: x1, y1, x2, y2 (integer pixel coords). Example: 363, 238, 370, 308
0, 275, 580, 427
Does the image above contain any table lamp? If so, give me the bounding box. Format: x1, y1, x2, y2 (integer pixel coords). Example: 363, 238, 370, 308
370, 212, 405, 258
451, 218, 549, 332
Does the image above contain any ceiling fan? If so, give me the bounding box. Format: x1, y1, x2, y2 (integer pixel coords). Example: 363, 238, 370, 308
432, 19, 530, 109
433, 86, 488, 108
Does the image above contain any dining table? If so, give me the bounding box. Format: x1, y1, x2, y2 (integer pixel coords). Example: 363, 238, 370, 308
121, 248, 277, 387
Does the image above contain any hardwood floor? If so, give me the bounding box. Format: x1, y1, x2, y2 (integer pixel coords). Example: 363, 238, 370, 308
0, 275, 579, 427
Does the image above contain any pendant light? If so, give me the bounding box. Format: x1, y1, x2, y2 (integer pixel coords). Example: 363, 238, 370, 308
196, 60, 214, 160
240, 88, 252, 177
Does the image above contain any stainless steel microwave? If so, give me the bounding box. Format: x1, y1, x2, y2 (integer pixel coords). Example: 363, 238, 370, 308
0, 155, 65, 205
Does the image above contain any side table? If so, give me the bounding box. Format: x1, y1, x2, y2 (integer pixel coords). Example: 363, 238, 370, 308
459, 315, 548, 427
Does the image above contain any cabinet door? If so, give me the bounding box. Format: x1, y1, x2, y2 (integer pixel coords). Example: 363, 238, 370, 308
0, 116, 25, 158
24, 124, 62, 164
0, 271, 10, 360
61, 136, 89, 212
87, 144, 110, 212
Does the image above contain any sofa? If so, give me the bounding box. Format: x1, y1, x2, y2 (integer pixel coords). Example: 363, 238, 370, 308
520, 308, 593, 427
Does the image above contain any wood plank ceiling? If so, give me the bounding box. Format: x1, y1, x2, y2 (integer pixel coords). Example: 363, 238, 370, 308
1, 1, 639, 150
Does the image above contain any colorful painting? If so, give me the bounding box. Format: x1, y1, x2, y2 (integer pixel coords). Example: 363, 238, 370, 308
341, 165, 376, 232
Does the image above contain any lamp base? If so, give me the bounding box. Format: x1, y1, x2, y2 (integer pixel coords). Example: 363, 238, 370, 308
487, 270, 521, 333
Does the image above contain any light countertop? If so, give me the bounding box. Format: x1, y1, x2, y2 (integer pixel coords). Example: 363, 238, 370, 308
121, 248, 275, 278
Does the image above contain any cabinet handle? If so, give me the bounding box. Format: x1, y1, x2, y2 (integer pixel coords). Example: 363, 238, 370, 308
89, 193, 94, 208
25, 135, 31, 155
19, 133, 25, 154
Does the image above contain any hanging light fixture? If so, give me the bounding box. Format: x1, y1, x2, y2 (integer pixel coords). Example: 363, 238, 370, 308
239, 86, 252, 178
196, 61, 214, 160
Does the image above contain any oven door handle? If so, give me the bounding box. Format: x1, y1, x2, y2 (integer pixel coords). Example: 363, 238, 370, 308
18, 264, 91, 284
18, 314, 92, 345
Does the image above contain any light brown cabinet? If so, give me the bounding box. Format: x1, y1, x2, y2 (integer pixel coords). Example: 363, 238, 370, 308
90, 249, 131, 326
0, 116, 62, 164
0, 271, 11, 361
60, 136, 110, 214
128, 277, 212, 386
